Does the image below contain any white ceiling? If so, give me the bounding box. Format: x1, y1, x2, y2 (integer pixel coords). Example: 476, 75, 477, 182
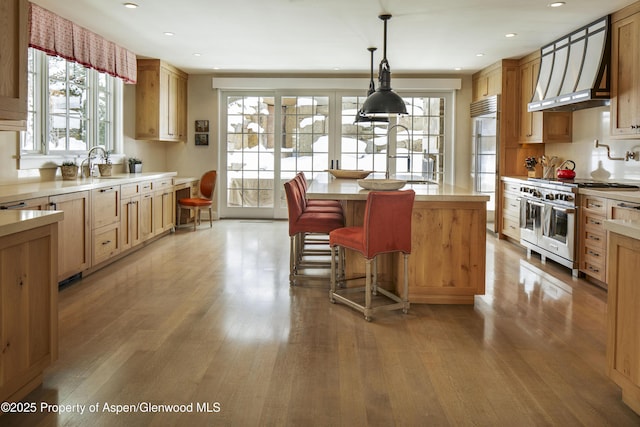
32, 0, 636, 75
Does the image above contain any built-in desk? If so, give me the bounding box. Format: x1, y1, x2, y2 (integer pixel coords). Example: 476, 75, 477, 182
307, 174, 489, 304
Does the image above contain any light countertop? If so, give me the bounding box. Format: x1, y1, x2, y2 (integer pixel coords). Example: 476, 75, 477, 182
0, 210, 64, 238
307, 173, 490, 202
0, 172, 178, 204
604, 219, 640, 241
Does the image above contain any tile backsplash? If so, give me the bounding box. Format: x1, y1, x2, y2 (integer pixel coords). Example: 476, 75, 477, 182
544, 106, 640, 182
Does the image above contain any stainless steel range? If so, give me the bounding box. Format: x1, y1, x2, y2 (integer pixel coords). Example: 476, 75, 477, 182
520, 179, 579, 276
519, 178, 639, 276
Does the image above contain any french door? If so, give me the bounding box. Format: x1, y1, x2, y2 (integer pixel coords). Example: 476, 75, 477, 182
220, 92, 334, 219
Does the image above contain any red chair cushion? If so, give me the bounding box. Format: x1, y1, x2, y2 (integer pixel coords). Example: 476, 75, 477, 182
179, 198, 212, 207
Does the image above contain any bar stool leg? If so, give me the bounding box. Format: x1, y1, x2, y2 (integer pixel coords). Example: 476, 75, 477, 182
364, 258, 373, 321
402, 253, 410, 314
330, 245, 337, 303
372, 257, 378, 296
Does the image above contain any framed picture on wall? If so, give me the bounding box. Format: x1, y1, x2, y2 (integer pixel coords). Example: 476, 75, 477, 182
195, 120, 209, 133
195, 133, 209, 146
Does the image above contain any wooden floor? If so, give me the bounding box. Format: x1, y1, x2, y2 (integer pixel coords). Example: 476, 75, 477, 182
4, 220, 640, 426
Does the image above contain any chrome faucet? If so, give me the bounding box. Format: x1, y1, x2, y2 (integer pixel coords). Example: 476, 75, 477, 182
385, 123, 412, 179
80, 146, 107, 177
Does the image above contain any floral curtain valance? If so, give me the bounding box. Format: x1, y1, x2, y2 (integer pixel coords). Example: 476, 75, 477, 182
28, 3, 137, 84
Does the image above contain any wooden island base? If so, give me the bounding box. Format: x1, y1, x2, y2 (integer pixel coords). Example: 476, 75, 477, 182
341, 199, 486, 304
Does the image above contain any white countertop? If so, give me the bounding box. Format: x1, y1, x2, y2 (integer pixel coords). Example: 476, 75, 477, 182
307, 173, 490, 202
0, 172, 178, 204
604, 219, 640, 241
0, 210, 64, 238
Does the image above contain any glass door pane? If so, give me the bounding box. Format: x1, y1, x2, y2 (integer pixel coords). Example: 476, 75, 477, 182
279, 95, 330, 209
225, 96, 276, 210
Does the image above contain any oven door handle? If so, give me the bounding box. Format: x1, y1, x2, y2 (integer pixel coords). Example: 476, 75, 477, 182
529, 201, 545, 208
551, 206, 576, 214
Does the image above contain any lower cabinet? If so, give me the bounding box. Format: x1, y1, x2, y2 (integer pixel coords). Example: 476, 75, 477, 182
578, 194, 608, 283
49, 191, 90, 282
501, 181, 522, 240
607, 231, 640, 415
0, 223, 58, 402
121, 183, 141, 251
153, 178, 174, 235
91, 187, 121, 266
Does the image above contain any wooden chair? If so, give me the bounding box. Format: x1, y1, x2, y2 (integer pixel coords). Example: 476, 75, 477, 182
177, 170, 216, 231
329, 190, 415, 321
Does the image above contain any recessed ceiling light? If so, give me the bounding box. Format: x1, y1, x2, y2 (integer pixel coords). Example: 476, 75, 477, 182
454, 67, 462, 71
548, 2, 566, 7
123, 2, 138, 8
505, 33, 517, 38
163, 32, 175, 36
193, 53, 201, 57
476, 53, 485, 57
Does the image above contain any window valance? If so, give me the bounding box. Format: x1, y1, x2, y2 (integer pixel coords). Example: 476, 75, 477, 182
28, 3, 137, 84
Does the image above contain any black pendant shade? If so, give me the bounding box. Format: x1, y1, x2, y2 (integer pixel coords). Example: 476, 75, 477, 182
355, 47, 389, 123
361, 14, 407, 117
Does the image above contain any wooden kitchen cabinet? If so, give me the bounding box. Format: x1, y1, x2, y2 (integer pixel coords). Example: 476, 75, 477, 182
49, 191, 90, 282
120, 183, 141, 251
0, 196, 49, 211
518, 53, 572, 144
611, 4, 640, 138
0, 223, 58, 403
139, 181, 154, 241
606, 230, 640, 415
91, 186, 121, 266
578, 194, 608, 284
135, 59, 188, 142
153, 178, 175, 235
0, 0, 28, 130
472, 62, 502, 101
501, 180, 522, 241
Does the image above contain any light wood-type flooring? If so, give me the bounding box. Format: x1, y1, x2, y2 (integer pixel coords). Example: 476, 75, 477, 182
3, 220, 640, 426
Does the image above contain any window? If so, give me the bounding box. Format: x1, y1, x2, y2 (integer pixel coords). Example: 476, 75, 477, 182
22, 48, 122, 159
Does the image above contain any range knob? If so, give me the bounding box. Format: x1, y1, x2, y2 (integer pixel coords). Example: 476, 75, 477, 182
545, 194, 555, 200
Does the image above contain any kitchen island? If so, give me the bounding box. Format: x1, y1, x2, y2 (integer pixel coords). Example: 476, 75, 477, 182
307, 174, 490, 304
605, 219, 640, 415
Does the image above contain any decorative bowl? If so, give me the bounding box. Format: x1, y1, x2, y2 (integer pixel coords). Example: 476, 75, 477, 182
327, 169, 373, 179
357, 179, 406, 191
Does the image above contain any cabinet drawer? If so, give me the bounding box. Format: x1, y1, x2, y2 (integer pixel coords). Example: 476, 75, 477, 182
503, 182, 521, 194
581, 195, 607, 215
92, 223, 120, 265
584, 229, 606, 249
581, 259, 606, 282
503, 193, 521, 217
92, 186, 120, 228
582, 212, 605, 230
121, 183, 140, 198
0, 196, 49, 210
502, 216, 521, 240
139, 181, 153, 194
152, 178, 173, 191
609, 200, 640, 221
582, 243, 606, 264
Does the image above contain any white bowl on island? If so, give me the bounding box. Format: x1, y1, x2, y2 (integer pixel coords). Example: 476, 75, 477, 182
357, 179, 406, 191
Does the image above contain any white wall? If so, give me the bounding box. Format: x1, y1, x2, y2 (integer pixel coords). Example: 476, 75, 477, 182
544, 106, 640, 181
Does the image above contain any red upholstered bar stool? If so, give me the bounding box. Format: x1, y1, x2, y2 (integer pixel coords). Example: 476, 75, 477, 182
177, 170, 216, 231
284, 180, 344, 285
329, 190, 415, 321
296, 172, 341, 209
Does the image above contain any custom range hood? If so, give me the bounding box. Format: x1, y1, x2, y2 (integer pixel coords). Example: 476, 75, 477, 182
528, 15, 610, 112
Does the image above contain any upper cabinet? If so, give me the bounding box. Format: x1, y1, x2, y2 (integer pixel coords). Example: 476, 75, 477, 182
472, 62, 502, 101
518, 53, 572, 144
135, 59, 188, 142
611, 4, 640, 138
0, 0, 28, 130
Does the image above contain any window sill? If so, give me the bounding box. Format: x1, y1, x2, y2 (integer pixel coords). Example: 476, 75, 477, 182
18, 154, 125, 170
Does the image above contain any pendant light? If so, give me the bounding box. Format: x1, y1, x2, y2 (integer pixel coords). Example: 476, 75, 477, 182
354, 47, 389, 123
361, 14, 407, 117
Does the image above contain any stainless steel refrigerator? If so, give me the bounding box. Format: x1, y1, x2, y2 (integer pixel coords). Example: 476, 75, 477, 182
470, 95, 499, 233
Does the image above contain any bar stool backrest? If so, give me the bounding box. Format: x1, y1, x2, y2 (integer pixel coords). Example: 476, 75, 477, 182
362, 190, 415, 259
